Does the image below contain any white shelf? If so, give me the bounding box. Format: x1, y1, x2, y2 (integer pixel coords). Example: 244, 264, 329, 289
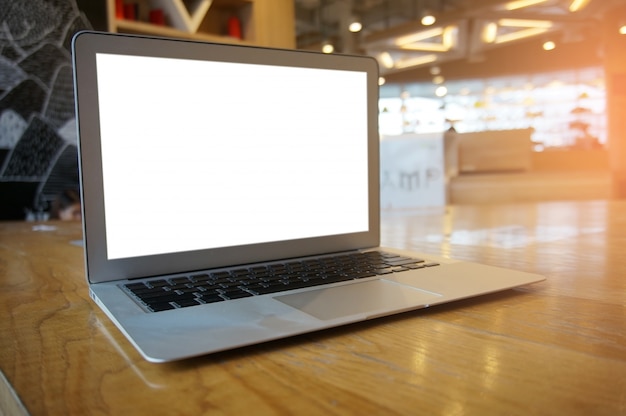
150, 0, 212, 32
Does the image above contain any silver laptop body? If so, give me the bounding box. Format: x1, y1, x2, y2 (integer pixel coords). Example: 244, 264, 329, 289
72, 31, 544, 363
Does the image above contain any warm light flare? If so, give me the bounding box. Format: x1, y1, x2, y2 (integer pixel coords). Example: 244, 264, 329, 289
569, 0, 591, 12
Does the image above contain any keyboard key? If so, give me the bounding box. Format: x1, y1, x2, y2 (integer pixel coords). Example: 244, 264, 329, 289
249, 283, 294, 295
130, 287, 170, 298
170, 277, 191, 284
220, 289, 253, 300
147, 302, 176, 312
197, 293, 225, 304
126, 282, 148, 291
174, 298, 201, 308
149, 279, 169, 287
385, 258, 425, 266
190, 273, 212, 282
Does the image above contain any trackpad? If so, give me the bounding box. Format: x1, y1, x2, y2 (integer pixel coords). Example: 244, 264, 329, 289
275, 280, 441, 321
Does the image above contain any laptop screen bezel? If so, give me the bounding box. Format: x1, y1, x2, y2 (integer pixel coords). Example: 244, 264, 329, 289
72, 31, 380, 284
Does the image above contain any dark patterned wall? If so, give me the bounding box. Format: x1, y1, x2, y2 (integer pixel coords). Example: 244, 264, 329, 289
0, 0, 100, 219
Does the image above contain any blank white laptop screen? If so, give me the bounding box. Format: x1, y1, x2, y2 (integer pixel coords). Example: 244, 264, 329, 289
95, 53, 369, 260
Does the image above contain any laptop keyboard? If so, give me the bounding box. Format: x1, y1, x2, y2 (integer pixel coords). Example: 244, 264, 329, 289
122, 251, 439, 312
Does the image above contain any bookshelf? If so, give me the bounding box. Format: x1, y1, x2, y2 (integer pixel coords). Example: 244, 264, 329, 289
106, 0, 295, 48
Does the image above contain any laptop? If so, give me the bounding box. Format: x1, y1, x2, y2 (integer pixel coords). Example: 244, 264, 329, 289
72, 31, 545, 363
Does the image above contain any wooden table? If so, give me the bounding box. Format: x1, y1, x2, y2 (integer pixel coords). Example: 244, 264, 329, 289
1, 200, 624, 415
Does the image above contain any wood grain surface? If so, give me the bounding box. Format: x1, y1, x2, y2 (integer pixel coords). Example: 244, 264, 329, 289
1, 200, 624, 415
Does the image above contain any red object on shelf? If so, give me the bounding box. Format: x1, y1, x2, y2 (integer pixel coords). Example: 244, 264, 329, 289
149, 9, 165, 26
228, 15, 242, 39
123, 4, 136, 20
115, 0, 124, 19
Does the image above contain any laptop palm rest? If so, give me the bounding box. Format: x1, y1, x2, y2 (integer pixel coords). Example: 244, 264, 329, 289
274, 280, 442, 321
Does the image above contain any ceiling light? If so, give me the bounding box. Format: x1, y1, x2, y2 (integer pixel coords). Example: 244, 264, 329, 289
395, 28, 444, 46
378, 52, 394, 68
348, 17, 362, 33
421, 11, 436, 26
543, 40, 556, 50
433, 75, 445, 84
393, 54, 438, 69
378, 77, 386, 86
435, 85, 448, 97
569, 0, 591, 12
495, 27, 551, 43
486, 19, 553, 44
430, 66, 441, 75
498, 19, 553, 29
620, 24, 626, 35
504, 0, 549, 10
394, 26, 458, 52
322, 41, 334, 53
442, 26, 456, 48
482, 22, 498, 43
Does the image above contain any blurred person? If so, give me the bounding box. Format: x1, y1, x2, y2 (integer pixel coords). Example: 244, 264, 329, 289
50, 189, 81, 221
